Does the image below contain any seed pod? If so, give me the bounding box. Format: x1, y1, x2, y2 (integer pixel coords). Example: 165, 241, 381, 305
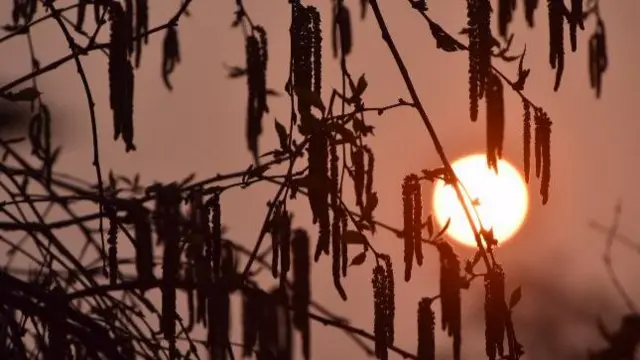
417, 298, 436, 360
292, 229, 311, 359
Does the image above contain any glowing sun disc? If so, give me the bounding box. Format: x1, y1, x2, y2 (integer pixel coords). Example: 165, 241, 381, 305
432, 154, 529, 247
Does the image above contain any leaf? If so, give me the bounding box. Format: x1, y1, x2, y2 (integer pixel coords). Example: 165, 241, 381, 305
512, 45, 530, 91
509, 286, 522, 309
353, 74, 368, 98
2, 87, 41, 102
426, 18, 465, 52
343, 230, 367, 245
274, 119, 288, 151
349, 251, 367, 267
331, 123, 358, 146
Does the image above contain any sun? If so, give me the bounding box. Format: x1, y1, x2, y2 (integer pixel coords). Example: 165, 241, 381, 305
432, 154, 529, 247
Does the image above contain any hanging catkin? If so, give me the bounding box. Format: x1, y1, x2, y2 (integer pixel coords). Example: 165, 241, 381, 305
437, 241, 462, 360
292, 229, 311, 359
417, 298, 436, 360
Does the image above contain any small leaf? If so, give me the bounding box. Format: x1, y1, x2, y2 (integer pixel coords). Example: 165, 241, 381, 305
353, 74, 368, 98
2, 87, 41, 102
343, 230, 367, 245
274, 119, 288, 151
509, 286, 522, 309
349, 251, 367, 267
226, 66, 247, 78
427, 18, 465, 52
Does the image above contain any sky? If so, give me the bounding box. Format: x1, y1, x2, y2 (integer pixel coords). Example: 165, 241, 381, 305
1, 0, 640, 359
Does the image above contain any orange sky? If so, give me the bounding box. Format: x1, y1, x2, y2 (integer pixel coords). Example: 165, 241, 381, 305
1, 0, 639, 358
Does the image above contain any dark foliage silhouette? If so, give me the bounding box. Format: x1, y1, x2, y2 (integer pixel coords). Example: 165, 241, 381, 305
0, 0, 618, 359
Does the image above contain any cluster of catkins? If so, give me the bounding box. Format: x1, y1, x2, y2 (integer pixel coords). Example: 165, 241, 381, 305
522, 103, 552, 204
266, 212, 313, 360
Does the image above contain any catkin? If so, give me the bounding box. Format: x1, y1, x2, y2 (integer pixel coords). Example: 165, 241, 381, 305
484, 266, 507, 360
242, 287, 261, 358
153, 184, 182, 348
162, 25, 181, 90
381, 255, 395, 346
372, 264, 387, 360
106, 203, 119, 285
270, 204, 281, 278
569, 0, 583, 52
108, 2, 136, 152
522, 101, 531, 183
466, 0, 480, 122
498, 0, 516, 39
402, 175, 416, 282
417, 298, 436, 360
209, 192, 222, 279
352, 148, 365, 209
309, 7, 322, 97
486, 72, 505, 172
412, 177, 423, 266
292, 229, 311, 360
330, 141, 347, 300
589, 19, 607, 98
134, 0, 149, 67
548, 0, 565, 91
437, 241, 462, 360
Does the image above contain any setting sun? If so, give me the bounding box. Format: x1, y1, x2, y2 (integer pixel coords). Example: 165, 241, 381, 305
432, 154, 529, 247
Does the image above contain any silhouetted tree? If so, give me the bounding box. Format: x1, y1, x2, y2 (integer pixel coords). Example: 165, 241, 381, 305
0, 0, 614, 359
